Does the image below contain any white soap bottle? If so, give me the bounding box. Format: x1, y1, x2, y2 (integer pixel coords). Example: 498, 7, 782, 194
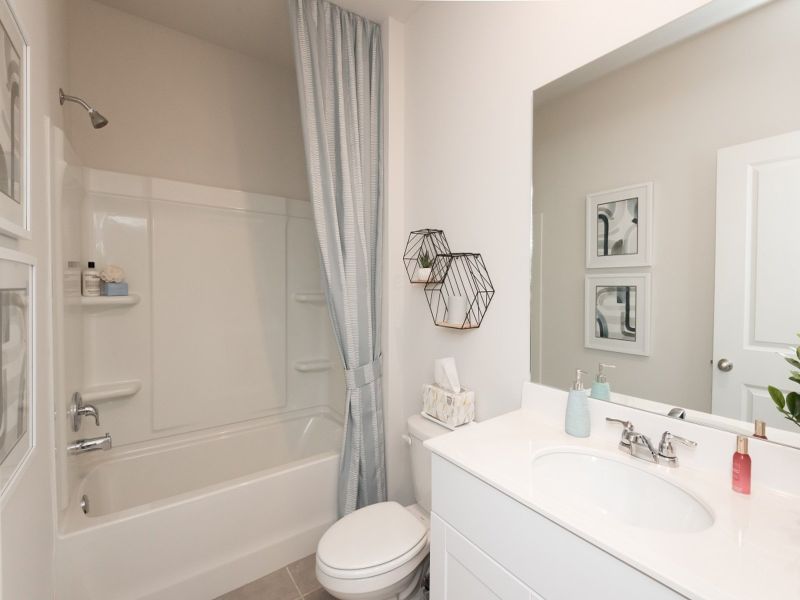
565, 369, 590, 437
82, 261, 101, 297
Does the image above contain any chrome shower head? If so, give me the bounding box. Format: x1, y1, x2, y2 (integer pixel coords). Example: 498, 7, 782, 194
89, 109, 109, 129
59, 88, 109, 129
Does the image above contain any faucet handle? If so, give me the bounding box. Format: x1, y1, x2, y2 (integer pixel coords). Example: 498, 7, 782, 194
605, 417, 633, 431
660, 431, 697, 448
70, 392, 100, 431
658, 431, 697, 466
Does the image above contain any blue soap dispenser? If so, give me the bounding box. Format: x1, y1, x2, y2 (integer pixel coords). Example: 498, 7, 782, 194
590, 363, 615, 401
565, 369, 590, 438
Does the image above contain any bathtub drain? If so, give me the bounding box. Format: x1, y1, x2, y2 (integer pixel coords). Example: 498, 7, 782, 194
80, 494, 90, 515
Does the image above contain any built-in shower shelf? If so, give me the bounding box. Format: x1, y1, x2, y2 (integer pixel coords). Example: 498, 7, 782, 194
81, 293, 140, 307
293, 359, 333, 373
292, 291, 326, 304
81, 379, 142, 403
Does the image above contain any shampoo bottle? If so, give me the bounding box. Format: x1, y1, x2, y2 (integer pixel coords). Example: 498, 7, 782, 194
82, 261, 101, 297
565, 369, 590, 438
732, 435, 751, 495
590, 363, 616, 401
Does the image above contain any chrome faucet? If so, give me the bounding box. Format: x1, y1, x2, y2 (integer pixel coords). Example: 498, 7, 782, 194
67, 433, 112, 455
606, 418, 658, 464
70, 391, 100, 432
667, 407, 687, 420
657, 431, 697, 467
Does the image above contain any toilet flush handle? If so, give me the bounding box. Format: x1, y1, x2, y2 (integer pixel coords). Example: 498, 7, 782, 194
401, 434, 412, 446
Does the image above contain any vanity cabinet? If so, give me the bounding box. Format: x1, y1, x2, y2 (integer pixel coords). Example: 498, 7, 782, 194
429, 455, 685, 600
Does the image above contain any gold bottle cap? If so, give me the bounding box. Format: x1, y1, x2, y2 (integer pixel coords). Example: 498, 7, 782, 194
736, 435, 749, 454
754, 420, 767, 438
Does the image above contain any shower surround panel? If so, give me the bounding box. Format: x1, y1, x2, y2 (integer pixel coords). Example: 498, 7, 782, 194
78, 168, 343, 445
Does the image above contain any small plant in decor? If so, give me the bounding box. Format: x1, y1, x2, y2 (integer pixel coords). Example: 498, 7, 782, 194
768, 334, 800, 429
415, 250, 433, 282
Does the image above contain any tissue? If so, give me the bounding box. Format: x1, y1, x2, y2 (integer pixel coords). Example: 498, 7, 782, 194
434, 357, 461, 393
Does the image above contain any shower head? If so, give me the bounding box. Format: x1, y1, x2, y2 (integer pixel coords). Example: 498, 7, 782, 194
59, 88, 109, 129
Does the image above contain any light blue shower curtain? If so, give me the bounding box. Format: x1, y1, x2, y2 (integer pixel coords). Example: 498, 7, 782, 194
288, 0, 386, 516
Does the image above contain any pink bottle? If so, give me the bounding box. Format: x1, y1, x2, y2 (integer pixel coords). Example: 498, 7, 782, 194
732, 435, 751, 495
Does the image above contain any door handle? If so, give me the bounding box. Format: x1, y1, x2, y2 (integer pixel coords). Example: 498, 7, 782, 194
717, 358, 733, 372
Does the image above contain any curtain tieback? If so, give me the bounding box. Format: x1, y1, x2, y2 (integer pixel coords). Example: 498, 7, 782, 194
345, 355, 383, 390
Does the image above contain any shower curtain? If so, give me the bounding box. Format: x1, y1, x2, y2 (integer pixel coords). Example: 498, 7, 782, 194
288, 0, 386, 516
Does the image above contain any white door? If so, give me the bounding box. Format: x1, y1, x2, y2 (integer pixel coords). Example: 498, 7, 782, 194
713, 130, 800, 431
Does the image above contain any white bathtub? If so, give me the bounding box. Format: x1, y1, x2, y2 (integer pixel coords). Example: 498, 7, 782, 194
56, 408, 342, 600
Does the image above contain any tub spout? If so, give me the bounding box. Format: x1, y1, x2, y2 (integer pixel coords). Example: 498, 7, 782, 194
68, 433, 112, 455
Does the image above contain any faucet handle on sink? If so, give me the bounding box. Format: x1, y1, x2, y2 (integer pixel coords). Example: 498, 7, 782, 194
658, 431, 697, 467
605, 417, 633, 431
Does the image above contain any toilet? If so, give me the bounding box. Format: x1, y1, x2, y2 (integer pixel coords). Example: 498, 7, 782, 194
316, 414, 449, 600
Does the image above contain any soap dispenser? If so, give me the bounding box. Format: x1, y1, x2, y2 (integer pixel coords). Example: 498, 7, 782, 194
590, 363, 616, 401
565, 369, 590, 438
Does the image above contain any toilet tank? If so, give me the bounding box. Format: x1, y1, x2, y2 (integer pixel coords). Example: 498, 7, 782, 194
407, 414, 450, 513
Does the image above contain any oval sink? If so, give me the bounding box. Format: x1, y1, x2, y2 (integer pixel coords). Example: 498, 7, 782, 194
531, 449, 714, 533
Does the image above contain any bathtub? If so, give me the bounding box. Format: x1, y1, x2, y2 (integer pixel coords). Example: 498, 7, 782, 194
56, 408, 342, 600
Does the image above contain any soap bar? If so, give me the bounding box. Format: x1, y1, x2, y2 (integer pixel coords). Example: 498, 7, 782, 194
422, 383, 475, 428
101, 281, 129, 296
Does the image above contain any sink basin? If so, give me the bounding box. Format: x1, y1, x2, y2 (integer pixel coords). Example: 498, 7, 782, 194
530, 449, 714, 533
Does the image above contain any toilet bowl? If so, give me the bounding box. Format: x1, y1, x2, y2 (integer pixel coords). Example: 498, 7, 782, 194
315, 415, 450, 600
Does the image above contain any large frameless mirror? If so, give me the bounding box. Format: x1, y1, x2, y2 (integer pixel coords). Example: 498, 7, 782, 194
531, 0, 800, 447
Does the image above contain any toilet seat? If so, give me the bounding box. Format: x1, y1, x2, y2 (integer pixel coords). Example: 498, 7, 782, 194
317, 501, 428, 580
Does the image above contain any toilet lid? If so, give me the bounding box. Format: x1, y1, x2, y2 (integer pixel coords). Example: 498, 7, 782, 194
317, 501, 427, 573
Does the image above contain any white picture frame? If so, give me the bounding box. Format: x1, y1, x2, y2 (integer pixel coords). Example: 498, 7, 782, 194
0, 1, 28, 240
0, 248, 35, 496
586, 182, 652, 268
585, 272, 651, 356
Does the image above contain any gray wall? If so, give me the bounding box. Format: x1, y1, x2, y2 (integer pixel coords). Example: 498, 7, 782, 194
533, 0, 800, 411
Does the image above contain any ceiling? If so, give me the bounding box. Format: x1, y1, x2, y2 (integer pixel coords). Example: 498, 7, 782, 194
93, 0, 419, 69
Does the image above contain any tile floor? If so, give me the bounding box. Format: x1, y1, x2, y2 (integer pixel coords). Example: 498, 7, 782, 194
216, 554, 334, 600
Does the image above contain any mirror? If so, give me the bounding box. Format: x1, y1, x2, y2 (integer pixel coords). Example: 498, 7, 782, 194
531, 0, 800, 447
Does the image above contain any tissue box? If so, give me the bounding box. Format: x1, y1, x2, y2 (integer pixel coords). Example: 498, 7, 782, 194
101, 281, 128, 296
422, 383, 475, 428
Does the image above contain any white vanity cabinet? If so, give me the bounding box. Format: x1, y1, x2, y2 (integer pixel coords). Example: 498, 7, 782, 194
429, 455, 685, 600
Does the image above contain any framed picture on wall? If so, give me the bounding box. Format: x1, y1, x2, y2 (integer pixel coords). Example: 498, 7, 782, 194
585, 272, 651, 356
586, 182, 652, 268
0, 249, 34, 495
0, 1, 28, 239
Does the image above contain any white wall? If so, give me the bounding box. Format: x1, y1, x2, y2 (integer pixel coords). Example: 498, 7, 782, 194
533, 0, 800, 412
384, 0, 715, 503
0, 0, 69, 598
66, 0, 309, 200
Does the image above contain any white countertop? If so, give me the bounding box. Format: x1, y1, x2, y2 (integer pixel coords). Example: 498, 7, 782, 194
426, 394, 800, 600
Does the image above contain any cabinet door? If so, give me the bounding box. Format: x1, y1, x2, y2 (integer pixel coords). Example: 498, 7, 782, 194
431, 514, 539, 600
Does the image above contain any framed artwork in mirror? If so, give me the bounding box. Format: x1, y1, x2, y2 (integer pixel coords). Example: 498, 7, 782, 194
586, 182, 652, 268
0, 1, 27, 240
0, 249, 33, 495
585, 272, 650, 356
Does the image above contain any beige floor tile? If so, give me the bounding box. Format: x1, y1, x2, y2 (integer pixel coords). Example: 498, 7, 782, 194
215, 567, 301, 600
303, 588, 335, 600
287, 554, 321, 595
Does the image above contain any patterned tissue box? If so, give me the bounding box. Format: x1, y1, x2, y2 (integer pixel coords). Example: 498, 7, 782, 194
422, 383, 475, 428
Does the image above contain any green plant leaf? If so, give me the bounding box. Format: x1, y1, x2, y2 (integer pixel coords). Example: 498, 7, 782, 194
790, 375, 800, 386
786, 391, 798, 417
789, 392, 800, 418
796, 344, 800, 360
785, 356, 800, 369
769, 385, 786, 410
